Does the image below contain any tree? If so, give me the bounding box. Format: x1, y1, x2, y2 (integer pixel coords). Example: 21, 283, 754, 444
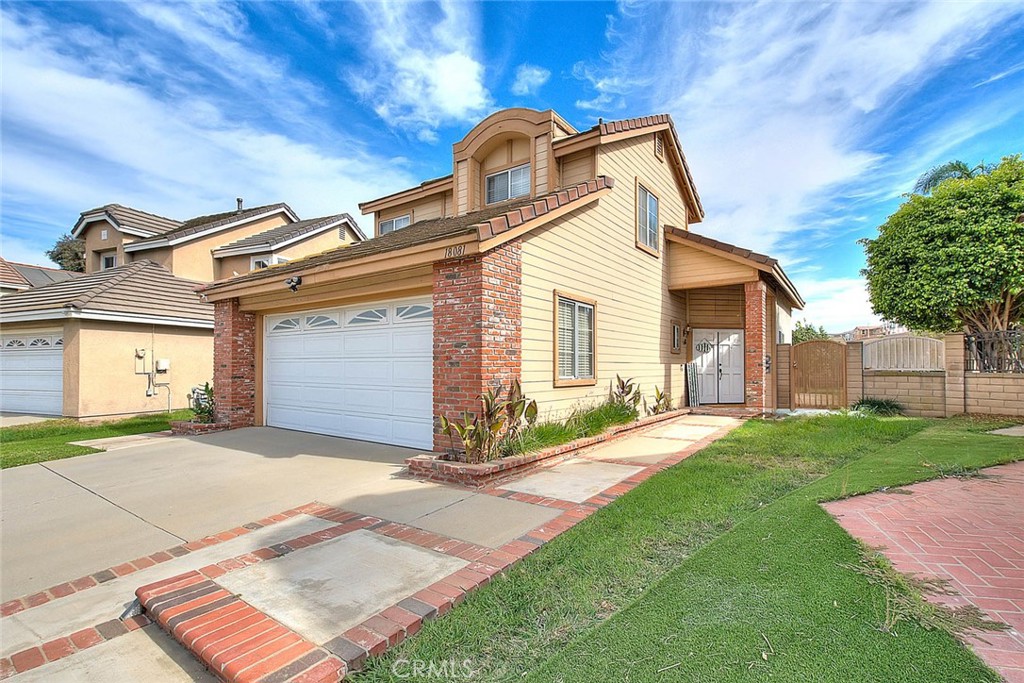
792, 320, 831, 344
913, 159, 994, 194
861, 155, 1024, 334
45, 234, 85, 272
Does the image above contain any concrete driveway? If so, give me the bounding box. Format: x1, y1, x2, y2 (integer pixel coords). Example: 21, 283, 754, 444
1, 427, 557, 601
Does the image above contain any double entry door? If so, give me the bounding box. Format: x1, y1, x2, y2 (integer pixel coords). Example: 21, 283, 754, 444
692, 329, 744, 404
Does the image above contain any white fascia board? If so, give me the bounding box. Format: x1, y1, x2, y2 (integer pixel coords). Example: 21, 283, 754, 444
212, 217, 351, 258
72, 214, 156, 239
0, 308, 213, 329
124, 207, 300, 253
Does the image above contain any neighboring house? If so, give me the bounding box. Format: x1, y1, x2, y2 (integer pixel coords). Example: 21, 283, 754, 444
72, 201, 365, 281
0, 203, 364, 417
0, 258, 79, 296
0, 262, 211, 417
833, 323, 907, 342
202, 108, 804, 451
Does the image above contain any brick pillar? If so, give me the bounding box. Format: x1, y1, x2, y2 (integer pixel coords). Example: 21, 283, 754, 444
433, 240, 522, 453
943, 333, 966, 417
743, 280, 768, 413
213, 298, 257, 428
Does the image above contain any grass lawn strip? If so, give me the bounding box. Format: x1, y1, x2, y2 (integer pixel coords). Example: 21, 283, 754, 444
354, 414, 930, 682
527, 417, 1023, 683
0, 410, 190, 468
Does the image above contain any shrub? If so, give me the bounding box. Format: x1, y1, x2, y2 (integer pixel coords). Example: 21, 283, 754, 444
610, 375, 642, 409
853, 397, 904, 416
438, 380, 538, 463
501, 399, 638, 458
644, 386, 672, 415
188, 382, 216, 423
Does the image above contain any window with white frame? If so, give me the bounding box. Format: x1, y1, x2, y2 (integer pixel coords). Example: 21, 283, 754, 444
251, 255, 288, 270
485, 164, 530, 204
378, 214, 411, 235
637, 184, 659, 252
671, 319, 682, 354
101, 252, 117, 270
555, 294, 596, 385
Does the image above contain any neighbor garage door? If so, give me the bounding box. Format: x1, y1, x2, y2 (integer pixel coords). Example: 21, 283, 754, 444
0, 331, 64, 415
264, 297, 433, 449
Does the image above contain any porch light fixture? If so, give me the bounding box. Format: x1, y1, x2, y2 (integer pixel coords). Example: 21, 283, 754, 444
284, 275, 302, 292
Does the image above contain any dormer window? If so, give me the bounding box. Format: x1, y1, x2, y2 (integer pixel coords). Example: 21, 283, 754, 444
379, 214, 411, 235
485, 164, 530, 204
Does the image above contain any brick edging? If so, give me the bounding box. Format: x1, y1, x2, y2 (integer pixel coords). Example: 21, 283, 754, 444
1, 615, 152, 679
0, 503, 325, 619
407, 408, 691, 487
170, 421, 232, 436
137, 573, 344, 683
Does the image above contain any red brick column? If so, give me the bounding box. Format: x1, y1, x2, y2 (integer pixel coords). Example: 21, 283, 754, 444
213, 298, 257, 428
743, 280, 768, 413
432, 240, 522, 453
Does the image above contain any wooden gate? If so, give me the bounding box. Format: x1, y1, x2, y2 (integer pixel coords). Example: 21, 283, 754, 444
791, 340, 847, 409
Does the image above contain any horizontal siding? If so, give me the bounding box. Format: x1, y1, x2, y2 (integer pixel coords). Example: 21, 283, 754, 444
559, 150, 594, 187
669, 242, 756, 289
687, 286, 744, 328
520, 133, 691, 419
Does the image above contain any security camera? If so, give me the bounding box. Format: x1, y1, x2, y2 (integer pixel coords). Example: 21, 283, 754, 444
284, 276, 302, 292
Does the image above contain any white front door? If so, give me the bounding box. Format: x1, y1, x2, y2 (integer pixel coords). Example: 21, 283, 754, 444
263, 297, 433, 449
691, 329, 744, 404
0, 331, 64, 415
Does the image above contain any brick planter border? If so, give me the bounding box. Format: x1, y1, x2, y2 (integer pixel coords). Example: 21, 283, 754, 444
170, 421, 232, 436
406, 408, 690, 488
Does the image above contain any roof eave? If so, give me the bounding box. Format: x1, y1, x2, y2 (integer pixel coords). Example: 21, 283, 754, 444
358, 177, 455, 215
124, 206, 300, 253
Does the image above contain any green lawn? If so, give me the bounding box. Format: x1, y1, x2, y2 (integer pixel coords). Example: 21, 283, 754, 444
0, 410, 190, 468
354, 415, 1022, 682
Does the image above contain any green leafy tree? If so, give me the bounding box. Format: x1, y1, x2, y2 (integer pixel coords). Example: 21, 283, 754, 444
792, 320, 830, 344
45, 234, 85, 272
862, 155, 1024, 334
913, 160, 995, 195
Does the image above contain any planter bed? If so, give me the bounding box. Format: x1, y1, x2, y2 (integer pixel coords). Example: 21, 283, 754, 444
406, 408, 690, 488
169, 420, 231, 436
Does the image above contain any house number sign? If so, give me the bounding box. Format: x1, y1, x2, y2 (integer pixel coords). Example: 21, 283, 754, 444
444, 245, 466, 259
695, 339, 714, 355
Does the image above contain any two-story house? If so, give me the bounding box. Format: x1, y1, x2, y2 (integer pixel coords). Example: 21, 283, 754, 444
0, 201, 363, 418
202, 108, 803, 451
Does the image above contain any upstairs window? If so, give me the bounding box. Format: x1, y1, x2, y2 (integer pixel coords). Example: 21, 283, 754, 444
251, 255, 287, 270
485, 164, 530, 204
637, 184, 659, 253
555, 293, 596, 386
101, 253, 117, 270
379, 214, 411, 235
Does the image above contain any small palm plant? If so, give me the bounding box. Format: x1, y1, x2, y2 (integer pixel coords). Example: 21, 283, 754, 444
438, 380, 538, 463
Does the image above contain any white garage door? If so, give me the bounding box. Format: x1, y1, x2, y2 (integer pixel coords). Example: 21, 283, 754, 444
0, 332, 64, 415
264, 297, 433, 449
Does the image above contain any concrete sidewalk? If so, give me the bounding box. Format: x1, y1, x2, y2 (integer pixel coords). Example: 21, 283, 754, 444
1, 414, 743, 681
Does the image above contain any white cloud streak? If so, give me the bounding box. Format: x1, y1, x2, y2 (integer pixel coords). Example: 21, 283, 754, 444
511, 64, 550, 96
343, 1, 491, 140
572, 0, 1023, 330
0, 5, 417, 264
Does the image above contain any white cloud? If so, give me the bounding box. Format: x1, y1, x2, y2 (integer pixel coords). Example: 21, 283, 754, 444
573, 1, 1022, 257
511, 64, 550, 96
0, 6, 417, 262
344, 0, 491, 139
795, 277, 881, 333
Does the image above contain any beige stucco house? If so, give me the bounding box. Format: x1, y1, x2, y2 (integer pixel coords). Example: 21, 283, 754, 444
0, 204, 364, 417
203, 108, 803, 452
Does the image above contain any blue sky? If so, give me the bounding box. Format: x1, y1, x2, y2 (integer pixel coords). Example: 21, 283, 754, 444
2, 1, 1023, 331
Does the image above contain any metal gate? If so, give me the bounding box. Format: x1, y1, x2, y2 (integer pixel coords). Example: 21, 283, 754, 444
791, 340, 847, 409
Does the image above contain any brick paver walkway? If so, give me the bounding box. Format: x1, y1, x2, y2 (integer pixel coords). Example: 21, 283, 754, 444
825, 461, 1024, 683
